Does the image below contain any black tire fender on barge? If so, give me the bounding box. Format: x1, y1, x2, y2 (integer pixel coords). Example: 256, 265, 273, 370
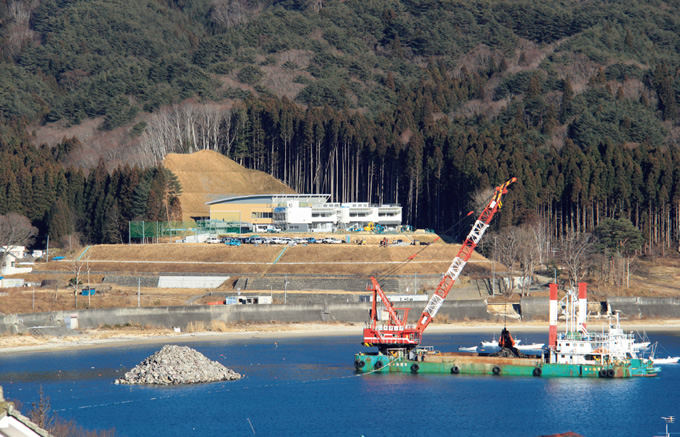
533, 367, 542, 377
451, 365, 460, 374
354, 359, 365, 369
492, 366, 501, 375
598, 368, 607, 378
606, 368, 615, 378
411, 363, 420, 373
374, 360, 384, 370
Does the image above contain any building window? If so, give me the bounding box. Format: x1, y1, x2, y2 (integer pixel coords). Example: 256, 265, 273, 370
252, 212, 272, 219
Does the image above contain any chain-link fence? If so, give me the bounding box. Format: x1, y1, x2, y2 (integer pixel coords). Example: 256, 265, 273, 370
196, 218, 242, 234
129, 221, 196, 242
129, 219, 244, 242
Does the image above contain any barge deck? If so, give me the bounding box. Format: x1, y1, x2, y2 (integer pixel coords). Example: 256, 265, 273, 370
354, 350, 659, 378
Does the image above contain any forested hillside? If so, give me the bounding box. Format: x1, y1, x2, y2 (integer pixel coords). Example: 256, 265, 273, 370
1, 0, 680, 254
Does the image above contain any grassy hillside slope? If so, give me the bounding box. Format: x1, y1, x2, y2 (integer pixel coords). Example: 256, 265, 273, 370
164, 150, 296, 220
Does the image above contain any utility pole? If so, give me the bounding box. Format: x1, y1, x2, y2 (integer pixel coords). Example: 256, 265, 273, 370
284, 274, 288, 304
138, 278, 141, 308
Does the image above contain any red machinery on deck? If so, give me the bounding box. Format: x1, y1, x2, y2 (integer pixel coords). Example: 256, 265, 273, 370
363, 178, 516, 351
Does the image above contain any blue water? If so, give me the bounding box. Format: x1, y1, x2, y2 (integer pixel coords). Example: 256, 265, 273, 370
2, 331, 680, 437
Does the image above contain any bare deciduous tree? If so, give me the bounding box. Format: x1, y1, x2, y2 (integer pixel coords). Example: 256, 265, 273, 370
29, 386, 53, 431
471, 187, 494, 213
517, 227, 540, 296
529, 217, 551, 266
210, 0, 254, 29
560, 232, 594, 289
138, 103, 238, 166
2, 0, 39, 58
494, 227, 520, 295
0, 213, 37, 263
69, 256, 85, 307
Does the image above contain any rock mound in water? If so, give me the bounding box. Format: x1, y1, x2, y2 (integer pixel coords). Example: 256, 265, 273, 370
114, 345, 242, 385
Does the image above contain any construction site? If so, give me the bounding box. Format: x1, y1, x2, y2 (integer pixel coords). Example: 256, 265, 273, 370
2, 154, 680, 336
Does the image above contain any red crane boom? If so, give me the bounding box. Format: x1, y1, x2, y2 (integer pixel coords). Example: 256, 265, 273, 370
363, 177, 516, 351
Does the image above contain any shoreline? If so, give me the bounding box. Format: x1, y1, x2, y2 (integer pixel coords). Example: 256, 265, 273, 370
2, 319, 680, 355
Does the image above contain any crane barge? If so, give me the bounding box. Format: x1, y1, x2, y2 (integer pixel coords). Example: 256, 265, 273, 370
354, 178, 658, 378
361, 177, 516, 352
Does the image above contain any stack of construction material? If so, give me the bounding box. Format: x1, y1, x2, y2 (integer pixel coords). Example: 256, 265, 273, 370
114, 345, 242, 385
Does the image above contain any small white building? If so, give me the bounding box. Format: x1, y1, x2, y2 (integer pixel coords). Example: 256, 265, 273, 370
225, 296, 273, 305
0, 253, 32, 276
1, 246, 26, 259
272, 195, 402, 232
208, 194, 403, 233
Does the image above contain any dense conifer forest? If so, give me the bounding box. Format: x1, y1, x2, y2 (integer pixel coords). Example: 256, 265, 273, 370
1, 0, 680, 255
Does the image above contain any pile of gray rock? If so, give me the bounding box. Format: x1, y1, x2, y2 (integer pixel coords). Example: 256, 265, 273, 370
114, 345, 242, 385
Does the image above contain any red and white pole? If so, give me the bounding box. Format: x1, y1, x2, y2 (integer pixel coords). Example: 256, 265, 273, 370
549, 283, 558, 349
578, 282, 587, 331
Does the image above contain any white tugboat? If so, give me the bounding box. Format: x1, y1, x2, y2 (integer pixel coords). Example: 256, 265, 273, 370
549, 283, 659, 377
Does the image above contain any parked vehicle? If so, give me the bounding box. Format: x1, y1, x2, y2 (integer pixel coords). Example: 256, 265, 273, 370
390, 239, 409, 246
250, 237, 264, 244
206, 237, 222, 244
306, 237, 318, 244
322, 237, 342, 244
224, 238, 241, 246
253, 224, 280, 233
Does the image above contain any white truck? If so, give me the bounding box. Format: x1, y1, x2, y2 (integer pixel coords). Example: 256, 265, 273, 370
253, 224, 280, 233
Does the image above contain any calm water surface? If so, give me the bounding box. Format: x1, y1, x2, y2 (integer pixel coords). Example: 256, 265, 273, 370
2, 331, 680, 437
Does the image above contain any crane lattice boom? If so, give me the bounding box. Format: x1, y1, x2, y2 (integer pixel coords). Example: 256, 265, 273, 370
362, 177, 516, 351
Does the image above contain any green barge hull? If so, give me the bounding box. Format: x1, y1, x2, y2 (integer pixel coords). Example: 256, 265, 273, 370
354, 352, 659, 378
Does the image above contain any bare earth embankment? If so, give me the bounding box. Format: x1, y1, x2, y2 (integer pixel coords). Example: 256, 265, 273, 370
0, 238, 474, 314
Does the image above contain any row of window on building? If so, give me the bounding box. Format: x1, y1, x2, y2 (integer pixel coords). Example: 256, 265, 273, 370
206, 194, 403, 233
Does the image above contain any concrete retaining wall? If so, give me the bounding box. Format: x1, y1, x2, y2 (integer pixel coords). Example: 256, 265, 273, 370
437, 300, 493, 321
103, 275, 159, 287
520, 297, 549, 321
157, 276, 230, 288
607, 297, 680, 319
0, 300, 496, 334
520, 296, 680, 321
3, 297, 678, 335
100, 273, 488, 297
